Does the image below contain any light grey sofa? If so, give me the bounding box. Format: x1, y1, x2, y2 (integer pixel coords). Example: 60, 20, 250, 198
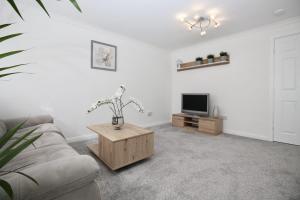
0, 115, 101, 200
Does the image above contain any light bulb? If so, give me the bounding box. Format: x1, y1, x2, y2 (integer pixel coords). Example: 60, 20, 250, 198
214, 21, 220, 28
200, 30, 206, 36
177, 13, 187, 22
194, 15, 199, 20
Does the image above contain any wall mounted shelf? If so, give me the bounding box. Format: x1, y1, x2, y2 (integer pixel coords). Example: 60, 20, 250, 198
177, 56, 230, 72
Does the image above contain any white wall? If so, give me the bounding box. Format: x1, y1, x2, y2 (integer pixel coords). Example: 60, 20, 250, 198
2, 2, 300, 142
171, 17, 300, 141
0, 6, 171, 142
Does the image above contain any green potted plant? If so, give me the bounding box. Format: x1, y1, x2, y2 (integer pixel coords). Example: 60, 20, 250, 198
220, 51, 229, 61
207, 54, 215, 63
0, 1, 81, 199
195, 57, 203, 64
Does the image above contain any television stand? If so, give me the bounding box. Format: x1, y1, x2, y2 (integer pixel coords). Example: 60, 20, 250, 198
172, 113, 223, 135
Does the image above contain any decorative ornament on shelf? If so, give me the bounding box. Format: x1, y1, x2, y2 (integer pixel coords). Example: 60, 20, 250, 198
207, 54, 215, 63
87, 85, 144, 130
195, 57, 203, 64
212, 105, 219, 118
176, 59, 183, 69
220, 51, 229, 61
178, 14, 221, 36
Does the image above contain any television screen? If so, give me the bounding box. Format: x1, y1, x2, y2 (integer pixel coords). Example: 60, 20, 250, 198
182, 94, 209, 115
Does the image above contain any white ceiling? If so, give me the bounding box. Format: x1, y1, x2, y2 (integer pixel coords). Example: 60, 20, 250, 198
26, 0, 300, 49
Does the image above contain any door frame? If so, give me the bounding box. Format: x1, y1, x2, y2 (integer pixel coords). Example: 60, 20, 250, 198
271, 31, 300, 142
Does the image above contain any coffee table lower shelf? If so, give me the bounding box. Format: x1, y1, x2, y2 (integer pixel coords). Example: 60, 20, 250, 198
87, 143, 116, 170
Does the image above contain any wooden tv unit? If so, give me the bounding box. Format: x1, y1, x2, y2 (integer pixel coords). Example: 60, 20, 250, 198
172, 113, 223, 135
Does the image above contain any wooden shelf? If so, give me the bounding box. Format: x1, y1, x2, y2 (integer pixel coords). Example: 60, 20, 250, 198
178, 56, 230, 72
172, 113, 223, 135
184, 121, 199, 125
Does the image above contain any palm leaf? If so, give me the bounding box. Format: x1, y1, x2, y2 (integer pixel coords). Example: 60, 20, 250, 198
5, 0, 81, 20
0, 170, 38, 185
0, 179, 13, 199
0, 64, 27, 72
69, 0, 82, 12
0, 128, 38, 155
0, 50, 24, 60
0, 121, 26, 149
0, 134, 41, 168
6, 0, 23, 20
34, 0, 50, 17
0, 33, 22, 43
15, 172, 38, 185
0, 24, 12, 30
0, 64, 27, 79
0, 72, 21, 78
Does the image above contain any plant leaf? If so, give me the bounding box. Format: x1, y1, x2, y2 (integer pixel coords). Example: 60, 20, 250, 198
0, 24, 12, 30
15, 172, 38, 185
34, 0, 50, 17
0, 134, 41, 168
0, 171, 38, 185
6, 0, 23, 20
0, 64, 27, 72
0, 72, 21, 78
0, 179, 13, 199
0, 64, 27, 79
0, 121, 26, 149
0, 33, 22, 43
69, 0, 82, 12
0, 50, 24, 59
1, 128, 38, 155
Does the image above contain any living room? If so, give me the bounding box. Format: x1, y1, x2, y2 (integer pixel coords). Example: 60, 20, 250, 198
0, 0, 299, 200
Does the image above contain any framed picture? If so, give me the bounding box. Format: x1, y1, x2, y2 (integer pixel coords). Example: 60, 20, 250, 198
91, 40, 117, 71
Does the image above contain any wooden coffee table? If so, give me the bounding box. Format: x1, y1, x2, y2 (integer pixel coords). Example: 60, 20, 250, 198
87, 123, 154, 170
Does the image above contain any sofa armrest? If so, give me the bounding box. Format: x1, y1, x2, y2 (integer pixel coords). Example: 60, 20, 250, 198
4, 115, 54, 130
1, 155, 99, 200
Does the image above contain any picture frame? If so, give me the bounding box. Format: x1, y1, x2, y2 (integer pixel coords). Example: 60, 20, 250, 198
91, 40, 117, 71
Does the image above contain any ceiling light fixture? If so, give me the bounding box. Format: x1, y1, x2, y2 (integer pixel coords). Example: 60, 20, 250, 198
179, 15, 221, 36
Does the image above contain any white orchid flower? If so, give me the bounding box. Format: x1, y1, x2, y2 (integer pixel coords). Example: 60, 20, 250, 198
128, 97, 144, 113
87, 102, 98, 113
87, 85, 144, 117
114, 84, 126, 99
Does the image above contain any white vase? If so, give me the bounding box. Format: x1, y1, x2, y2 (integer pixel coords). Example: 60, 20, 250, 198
212, 106, 219, 118
176, 59, 183, 69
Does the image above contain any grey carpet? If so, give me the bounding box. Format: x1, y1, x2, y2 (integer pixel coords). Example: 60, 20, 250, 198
70, 125, 300, 200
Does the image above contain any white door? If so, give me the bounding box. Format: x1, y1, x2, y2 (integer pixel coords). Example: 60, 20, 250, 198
274, 33, 300, 145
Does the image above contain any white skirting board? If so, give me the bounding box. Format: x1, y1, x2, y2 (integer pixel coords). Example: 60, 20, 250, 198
66, 121, 170, 143
66, 123, 272, 143
223, 129, 273, 142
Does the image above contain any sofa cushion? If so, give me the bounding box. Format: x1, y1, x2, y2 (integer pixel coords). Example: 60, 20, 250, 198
2, 123, 66, 155
2, 143, 79, 172
16, 123, 64, 138
0, 119, 6, 138
18, 123, 66, 149
4, 115, 54, 130
33, 132, 66, 149
1, 155, 99, 200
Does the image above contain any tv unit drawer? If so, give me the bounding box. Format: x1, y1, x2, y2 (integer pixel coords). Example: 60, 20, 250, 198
199, 120, 216, 129
172, 116, 184, 127
198, 118, 222, 135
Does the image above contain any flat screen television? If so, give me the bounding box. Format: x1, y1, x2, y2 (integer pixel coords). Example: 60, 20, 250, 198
181, 93, 209, 116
